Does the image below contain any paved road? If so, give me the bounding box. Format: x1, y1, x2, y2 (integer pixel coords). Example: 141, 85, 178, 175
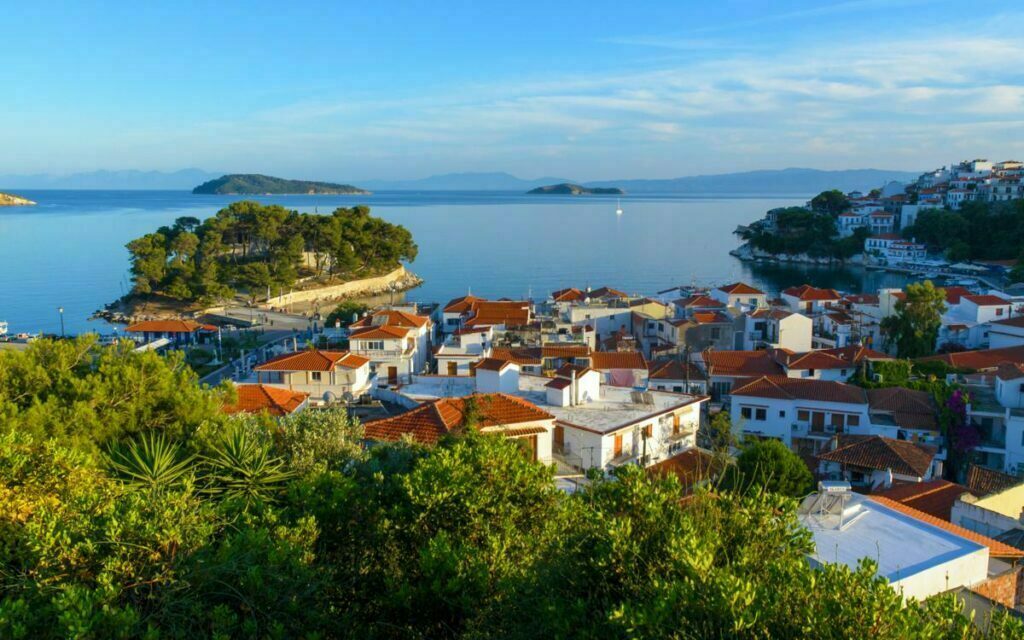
217, 306, 316, 331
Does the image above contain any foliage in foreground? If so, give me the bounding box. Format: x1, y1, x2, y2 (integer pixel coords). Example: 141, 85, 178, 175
1, 339, 1023, 639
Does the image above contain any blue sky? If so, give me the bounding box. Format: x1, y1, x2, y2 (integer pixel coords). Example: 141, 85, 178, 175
3, 1, 1024, 180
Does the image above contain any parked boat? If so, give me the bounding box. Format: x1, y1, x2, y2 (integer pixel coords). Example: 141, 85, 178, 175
615, 199, 623, 216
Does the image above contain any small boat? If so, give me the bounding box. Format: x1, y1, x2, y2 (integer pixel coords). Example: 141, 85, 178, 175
615, 199, 623, 215
0, 321, 6, 337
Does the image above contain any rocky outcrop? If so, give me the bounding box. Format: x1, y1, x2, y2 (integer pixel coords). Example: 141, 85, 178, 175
730, 242, 865, 266
0, 192, 36, 206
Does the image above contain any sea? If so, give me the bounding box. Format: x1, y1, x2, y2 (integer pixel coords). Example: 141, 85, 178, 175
0, 190, 913, 335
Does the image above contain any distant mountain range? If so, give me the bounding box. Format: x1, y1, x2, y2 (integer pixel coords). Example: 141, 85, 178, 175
0, 167, 921, 194
0, 168, 221, 190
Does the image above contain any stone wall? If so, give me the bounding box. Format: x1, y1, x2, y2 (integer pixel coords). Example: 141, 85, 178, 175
260, 266, 421, 308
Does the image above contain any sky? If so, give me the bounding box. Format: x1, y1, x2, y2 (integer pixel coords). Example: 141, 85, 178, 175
3, 1, 1024, 181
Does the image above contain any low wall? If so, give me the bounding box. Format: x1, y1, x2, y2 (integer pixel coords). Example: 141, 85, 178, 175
261, 266, 417, 308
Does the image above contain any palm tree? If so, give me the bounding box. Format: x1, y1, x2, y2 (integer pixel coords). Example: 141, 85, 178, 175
202, 424, 293, 506
107, 432, 195, 493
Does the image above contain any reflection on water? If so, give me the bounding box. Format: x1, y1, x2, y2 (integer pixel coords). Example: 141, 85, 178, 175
0, 190, 910, 334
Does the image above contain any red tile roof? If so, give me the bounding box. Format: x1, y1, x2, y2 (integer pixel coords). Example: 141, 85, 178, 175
732, 376, 867, 404
716, 282, 764, 295
703, 350, 783, 377
966, 465, 1020, 496
363, 393, 553, 444
541, 344, 590, 358
962, 294, 1010, 307
588, 286, 628, 299
350, 309, 429, 329
869, 496, 1024, 559
692, 311, 732, 325
490, 347, 543, 366
817, 435, 934, 477
918, 345, 1024, 370
871, 479, 970, 521
551, 287, 586, 302
223, 384, 308, 417
463, 300, 531, 328
588, 351, 646, 370
772, 346, 888, 372
648, 359, 705, 381
997, 362, 1024, 381
648, 448, 722, 490
545, 377, 572, 390
673, 294, 724, 308
255, 349, 369, 372
474, 357, 514, 372
866, 387, 938, 430
782, 284, 841, 301
940, 286, 974, 305
126, 319, 216, 333
348, 325, 414, 340
443, 295, 484, 313
990, 316, 1024, 329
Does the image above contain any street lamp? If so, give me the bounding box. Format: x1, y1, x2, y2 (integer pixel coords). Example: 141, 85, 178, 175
57, 307, 65, 338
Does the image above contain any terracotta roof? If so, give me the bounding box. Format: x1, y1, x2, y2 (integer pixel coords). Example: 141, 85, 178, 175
966, 465, 1020, 496
869, 496, 1024, 559
551, 287, 586, 302
348, 324, 414, 340
474, 357, 514, 372
126, 319, 215, 333
918, 345, 1024, 371
588, 286, 628, 299
867, 387, 938, 430
773, 346, 889, 371
997, 362, 1024, 381
453, 326, 491, 336
648, 359, 704, 381
223, 384, 308, 417
648, 448, 723, 490
871, 479, 970, 521
588, 351, 646, 370
843, 294, 880, 305
962, 294, 1010, 307
554, 362, 596, 378
732, 376, 867, 404
692, 311, 732, 325
940, 286, 974, 305
363, 393, 553, 444
674, 294, 724, 309
782, 284, 841, 301
443, 295, 484, 313
541, 344, 590, 358
716, 282, 764, 295
350, 309, 429, 329
545, 377, 572, 390
702, 350, 783, 377
818, 435, 934, 477
255, 349, 369, 372
991, 316, 1024, 329
463, 300, 531, 328
490, 347, 543, 366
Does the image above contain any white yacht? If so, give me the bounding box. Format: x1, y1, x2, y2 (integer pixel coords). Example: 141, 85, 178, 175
615, 198, 623, 215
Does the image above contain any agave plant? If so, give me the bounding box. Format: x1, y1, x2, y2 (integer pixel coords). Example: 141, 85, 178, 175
202, 423, 293, 505
107, 431, 196, 492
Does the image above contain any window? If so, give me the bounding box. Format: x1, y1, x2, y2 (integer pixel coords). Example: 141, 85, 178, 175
755, 408, 766, 421
779, 410, 786, 418
798, 410, 810, 422
847, 415, 860, 427
364, 340, 384, 350
643, 424, 653, 438
710, 328, 721, 340
840, 369, 847, 377
673, 385, 683, 393
311, 371, 322, 382
997, 308, 1004, 316
741, 407, 753, 420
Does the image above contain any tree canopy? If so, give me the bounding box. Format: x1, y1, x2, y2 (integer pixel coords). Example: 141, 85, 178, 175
125, 201, 417, 303
722, 436, 815, 497
746, 206, 867, 259
810, 189, 851, 216
902, 199, 1024, 262
881, 280, 947, 358
2, 339, 1022, 638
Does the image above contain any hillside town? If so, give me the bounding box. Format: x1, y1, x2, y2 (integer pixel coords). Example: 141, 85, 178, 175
105, 255, 1024, 613
739, 158, 1024, 273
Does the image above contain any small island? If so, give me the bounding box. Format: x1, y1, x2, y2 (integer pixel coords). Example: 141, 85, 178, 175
527, 183, 625, 195
0, 191, 36, 206
193, 174, 370, 195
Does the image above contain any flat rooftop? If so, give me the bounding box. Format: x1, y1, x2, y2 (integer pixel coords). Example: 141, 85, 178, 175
391, 374, 703, 434
801, 492, 985, 583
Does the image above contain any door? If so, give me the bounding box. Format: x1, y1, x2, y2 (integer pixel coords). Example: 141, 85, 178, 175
811, 411, 825, 433
613, 434, 623, 458
447, 361, 458, 376
553, 426, 564, 451
387, 366, 398, 385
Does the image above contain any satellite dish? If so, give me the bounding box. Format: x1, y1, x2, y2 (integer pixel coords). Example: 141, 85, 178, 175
322, 391, 337, 403
342, 391, 354, 403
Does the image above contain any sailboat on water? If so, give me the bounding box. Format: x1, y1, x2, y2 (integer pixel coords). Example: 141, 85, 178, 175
615, 198, 623, 215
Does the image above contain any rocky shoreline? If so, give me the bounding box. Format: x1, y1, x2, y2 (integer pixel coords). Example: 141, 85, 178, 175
729, 242, 865, 266
0, 192, 36, 206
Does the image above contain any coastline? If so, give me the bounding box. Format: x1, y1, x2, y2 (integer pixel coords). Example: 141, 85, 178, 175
729, 242, 866, 267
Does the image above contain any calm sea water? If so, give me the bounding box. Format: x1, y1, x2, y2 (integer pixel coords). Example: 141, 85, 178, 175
0, 190, 911, 335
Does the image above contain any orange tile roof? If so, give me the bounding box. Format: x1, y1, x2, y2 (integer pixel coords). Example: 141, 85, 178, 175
991, 316, 1024, 329
126, 319, 215, 333
703, 350, 783, 377
363, 393, 553, 444
918, 345, 1024, 371
474, 357, 514, 372
348, 324, 414, 340
588, 351, 646, 370
716, 282, 764, 295
349, 309, 429, 329
692, 311, 732, 325
777, 345, 891, 371
551, 287, 586, 302
673, 294, 724, 308
996, 362, 1024, 381
588, 286, 628, 299
546, 377, 572, 390
869, 496, 1024, 559
962, 294, 1010, 307
255, 349, 369, 372
223, 384, 308, 417
731, 375, 866, 404
940, 286, 974, 305
463, 300, 531, 328
782, 284, 841, 301
871, 479, 970, 521
648, 359, 705, 381
443, 295, 485, 313
648, 448, 722, 490
541, 344, 590, 358
490, 347, 543, 366
817, 435, 934, 477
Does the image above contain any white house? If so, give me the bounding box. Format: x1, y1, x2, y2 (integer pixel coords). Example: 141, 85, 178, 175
817, 434, 939, 490
438, 294, 485, 334
739, 309, 813, 352
782, 285, 842, 315
252, 349, 371, 401
434, 326, 493, 376
348, 324, 419, 384
710, 282, 767, 310
988, 316, 1024, 349
940, 294, 1014, 350
350, 309, 433, 373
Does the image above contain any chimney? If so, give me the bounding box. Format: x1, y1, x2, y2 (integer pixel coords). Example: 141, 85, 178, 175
571, 369, 577, 406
